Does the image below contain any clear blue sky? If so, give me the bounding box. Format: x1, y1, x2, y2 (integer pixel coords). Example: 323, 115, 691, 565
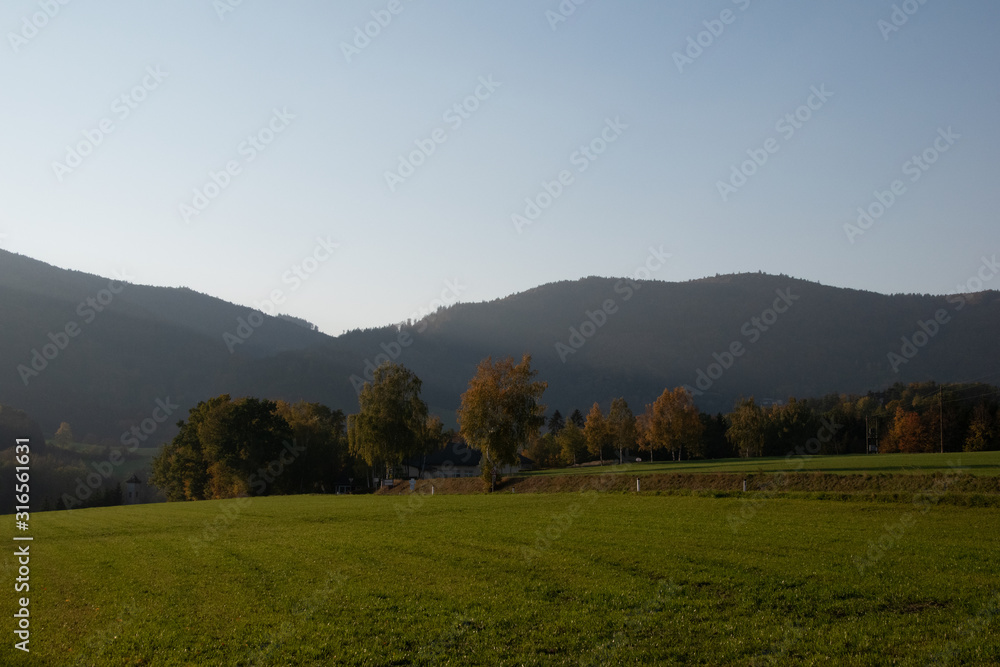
1, 0, 997, 335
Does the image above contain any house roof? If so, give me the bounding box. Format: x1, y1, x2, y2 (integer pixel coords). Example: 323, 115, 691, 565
410, 439, 481, 469
406, 439, 532, 470
124, 473, 142, 484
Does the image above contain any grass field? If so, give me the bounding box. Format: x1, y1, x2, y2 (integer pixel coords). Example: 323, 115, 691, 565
526, 451, 1000, 477
4, 491, 999, 665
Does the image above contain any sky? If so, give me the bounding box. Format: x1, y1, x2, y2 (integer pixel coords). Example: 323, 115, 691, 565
1, 0, 998, 336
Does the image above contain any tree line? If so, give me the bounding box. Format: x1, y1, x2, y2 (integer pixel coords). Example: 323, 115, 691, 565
150, 357, 1000, 501
529, 380, 1000, 467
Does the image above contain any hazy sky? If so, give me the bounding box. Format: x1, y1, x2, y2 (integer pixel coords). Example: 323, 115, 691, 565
1, 0, 997, 335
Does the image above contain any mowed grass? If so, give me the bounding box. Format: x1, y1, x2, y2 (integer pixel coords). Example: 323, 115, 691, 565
526, 450, 1000, 477
4, 493, 1000, 666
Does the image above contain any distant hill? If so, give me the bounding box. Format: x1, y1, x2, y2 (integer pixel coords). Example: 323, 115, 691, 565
2, 249, 998, 443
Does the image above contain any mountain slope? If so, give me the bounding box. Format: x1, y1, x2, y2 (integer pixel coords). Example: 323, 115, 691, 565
2, 250, 998, 443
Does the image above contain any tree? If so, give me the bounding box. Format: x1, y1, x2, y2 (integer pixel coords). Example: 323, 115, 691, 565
458, 355, 547, 490
584, 403, 610, 464
965, 402, 998, 452
424, 415, 449, 453
726, 397, 765, 458
568, 409, 586, 429
557, 421, 588, 466
526, 432, 562, 468
766, 398, 817, 457
151, 394, 293, 500
54, 422, 74, 448
643, 387, 704, 461
607, 398, 637, 464
547, 410, 565, 436
347, 362, 430, 481
636, 410, 653, 461
886, 406, 933, 453
275, 401, 347, 493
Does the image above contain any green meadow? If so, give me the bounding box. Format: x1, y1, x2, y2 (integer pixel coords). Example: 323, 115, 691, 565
525, 451, 1000, 477
4, 490, 999, 665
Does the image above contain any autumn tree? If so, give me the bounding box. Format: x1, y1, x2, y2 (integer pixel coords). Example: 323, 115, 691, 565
886, 406, 933, 453
607, 397, 637, 464
642, 387, 704, 461
54, 422, 74, 448
726, 397, 765, 458
964, 402, 998, 452
457, 354, 547, 490
584, 403, 610, 464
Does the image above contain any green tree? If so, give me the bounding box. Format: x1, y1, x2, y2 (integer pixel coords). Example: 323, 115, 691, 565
457, 354, 547, 490
275, 401, 347, 493
150, 395, 292, 500
526, 432, 562, 468
568, 409, 586, 429
347, 362, 430, 482
547, 410, 565, 435
727, 397, 765, 458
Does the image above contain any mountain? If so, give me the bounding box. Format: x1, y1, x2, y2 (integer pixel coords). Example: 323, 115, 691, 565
2, 249, 998, 444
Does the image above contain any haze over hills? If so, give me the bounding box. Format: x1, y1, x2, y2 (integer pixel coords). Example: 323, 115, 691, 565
2, 249, 998, 444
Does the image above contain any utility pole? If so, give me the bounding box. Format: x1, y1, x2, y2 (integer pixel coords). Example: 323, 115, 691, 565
940, 387, 944, 454
866, 416, 879, 454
